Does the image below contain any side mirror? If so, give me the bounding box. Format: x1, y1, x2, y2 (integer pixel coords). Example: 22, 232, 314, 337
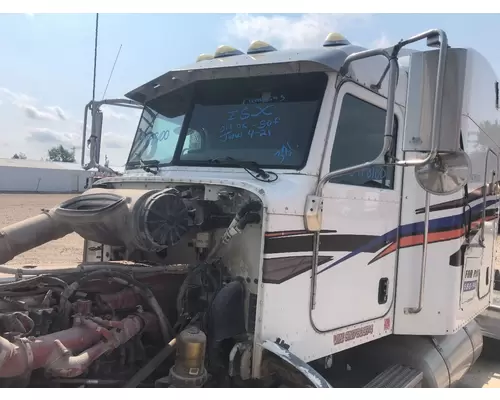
402, 48, 467, 154
403, 48, 470, 196
81, 98, 142, 172
414, 151, 471, 196
91, 109, 103, 164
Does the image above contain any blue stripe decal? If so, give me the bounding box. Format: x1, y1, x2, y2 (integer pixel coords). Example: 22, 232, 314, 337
317, 200, 497, 275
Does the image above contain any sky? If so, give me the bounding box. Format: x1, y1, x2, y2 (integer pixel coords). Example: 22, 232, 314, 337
0, 13, 498, 168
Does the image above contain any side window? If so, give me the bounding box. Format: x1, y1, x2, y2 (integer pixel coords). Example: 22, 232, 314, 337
328, 93, 397, 190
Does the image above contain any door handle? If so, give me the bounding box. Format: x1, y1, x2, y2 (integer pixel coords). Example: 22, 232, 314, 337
378, 278, 389, 304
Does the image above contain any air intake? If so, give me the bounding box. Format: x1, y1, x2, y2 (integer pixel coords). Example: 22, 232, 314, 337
136, 188, 189, 250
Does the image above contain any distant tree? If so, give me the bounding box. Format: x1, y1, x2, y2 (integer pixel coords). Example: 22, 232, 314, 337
12, 152, 27, 159
48, 145, 76, 163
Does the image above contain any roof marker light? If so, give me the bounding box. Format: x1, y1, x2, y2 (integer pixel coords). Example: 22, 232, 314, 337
214, 45, 244, 59
196, 53, 214, 62
247, 40, 277, 55
323, 32, 351, 47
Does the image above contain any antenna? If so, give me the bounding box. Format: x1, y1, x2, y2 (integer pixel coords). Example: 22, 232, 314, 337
92, 13, 99, 103
102, 44, 123, 100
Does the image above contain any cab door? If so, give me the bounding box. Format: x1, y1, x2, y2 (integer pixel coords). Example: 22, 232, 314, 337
478, 149, 499, 300
310, 81, 402, 331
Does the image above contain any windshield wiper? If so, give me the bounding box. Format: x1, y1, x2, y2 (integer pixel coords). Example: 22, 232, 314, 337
139, 159, 160, 175
208, 157, 278, 183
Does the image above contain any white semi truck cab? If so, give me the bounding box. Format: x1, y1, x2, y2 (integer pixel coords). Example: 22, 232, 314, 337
0, 28, 499, 388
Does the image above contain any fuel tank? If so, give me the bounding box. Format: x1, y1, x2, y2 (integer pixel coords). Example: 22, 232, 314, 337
350, 320, 483, 388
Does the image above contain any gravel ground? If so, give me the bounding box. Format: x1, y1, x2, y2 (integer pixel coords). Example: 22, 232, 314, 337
1, 193, 500, 387
0, 193, 83, 267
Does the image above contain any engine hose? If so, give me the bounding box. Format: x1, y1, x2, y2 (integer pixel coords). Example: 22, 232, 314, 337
12, 312, 35, 337
175, 264, 218, 317
0, 288, 63, 297
0, 262, 190, 278
60, 270, 173, 343
49, 378, 125, 386
123, 338, 177, 388
0, 275, 68, 291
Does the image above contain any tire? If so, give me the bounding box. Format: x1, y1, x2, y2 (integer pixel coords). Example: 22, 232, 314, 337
494, 270, 500, 291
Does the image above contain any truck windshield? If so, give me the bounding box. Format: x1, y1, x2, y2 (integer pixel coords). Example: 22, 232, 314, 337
126, 72, 327, 169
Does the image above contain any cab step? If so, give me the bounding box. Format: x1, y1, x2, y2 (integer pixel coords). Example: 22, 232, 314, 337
364, 364, 423, 388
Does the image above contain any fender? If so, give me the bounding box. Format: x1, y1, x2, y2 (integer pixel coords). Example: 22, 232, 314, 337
261, 340, 331, 388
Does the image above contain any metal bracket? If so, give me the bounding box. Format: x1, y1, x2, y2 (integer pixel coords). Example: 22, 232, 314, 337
304, 195, 323, 232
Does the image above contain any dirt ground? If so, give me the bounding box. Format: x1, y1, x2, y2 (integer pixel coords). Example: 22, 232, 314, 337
1, 192, 500, 388
0, 193, 83, 267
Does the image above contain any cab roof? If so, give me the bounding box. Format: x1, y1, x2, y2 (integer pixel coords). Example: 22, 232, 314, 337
124, 44, 368, 104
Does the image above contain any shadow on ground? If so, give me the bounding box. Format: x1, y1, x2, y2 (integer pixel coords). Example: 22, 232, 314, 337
456, 338, 500, 388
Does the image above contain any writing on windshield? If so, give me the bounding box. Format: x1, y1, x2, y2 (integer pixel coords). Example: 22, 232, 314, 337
219, 104, 281, 142
126, 72, 328, 169
127, 111, 185, 165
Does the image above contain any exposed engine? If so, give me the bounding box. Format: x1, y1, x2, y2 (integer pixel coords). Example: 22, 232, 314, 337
0, 185, 263, 388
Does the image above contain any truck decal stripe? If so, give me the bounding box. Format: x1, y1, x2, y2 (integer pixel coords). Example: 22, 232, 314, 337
262, 256, 332, 284
368, 213, 497, 265
264, 231, 378, 254
415, 187, 496, 214
318, 203, 496, 275
262, 198, 499, 284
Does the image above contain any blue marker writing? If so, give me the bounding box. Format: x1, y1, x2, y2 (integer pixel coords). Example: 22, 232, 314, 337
251, 104, 274, 117
275, 142, 293, 163
150, 130, 170, 142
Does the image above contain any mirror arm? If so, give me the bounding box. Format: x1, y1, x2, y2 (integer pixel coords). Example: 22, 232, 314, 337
81, 99, 143, 175
315, 29, 449, 199
315, 55, 399, 197
396, 30, 449, 167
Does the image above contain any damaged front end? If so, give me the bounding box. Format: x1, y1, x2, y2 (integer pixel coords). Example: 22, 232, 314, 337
0, 183, 270, 388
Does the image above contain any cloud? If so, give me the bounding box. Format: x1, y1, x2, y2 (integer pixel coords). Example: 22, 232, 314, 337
26, 128, 80, 149
27, 127, 130, 152
77, 120, 91, 131
0, 88, 67, 121
225, 13, 371, 50
23, 104, 68, 121
23, 105, 59, 121
0, 88, 36, 107
46, 106, 67, 121
372, 34, 390, 48
101, 131, 133, 149
101, 106, 142, 121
